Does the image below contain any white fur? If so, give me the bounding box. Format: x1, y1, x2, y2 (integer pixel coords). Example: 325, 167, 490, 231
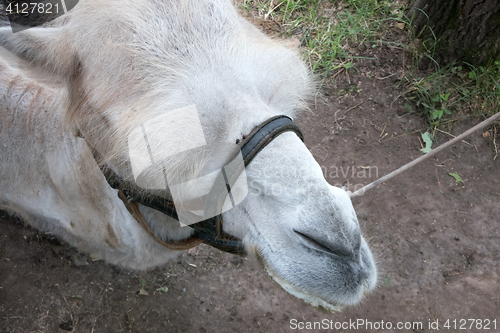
0, 0, 376, 309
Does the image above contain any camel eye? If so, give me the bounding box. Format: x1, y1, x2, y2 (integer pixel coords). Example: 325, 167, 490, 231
235, 139, 240, 144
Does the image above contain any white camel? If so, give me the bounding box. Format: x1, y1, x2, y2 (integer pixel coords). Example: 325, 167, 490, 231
0, 0, 377, 311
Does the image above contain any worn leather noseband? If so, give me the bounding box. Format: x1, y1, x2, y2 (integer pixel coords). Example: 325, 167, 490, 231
90, 115, 303, 255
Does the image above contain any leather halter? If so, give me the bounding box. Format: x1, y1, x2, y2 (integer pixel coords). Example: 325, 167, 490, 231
90, 115, 303, 255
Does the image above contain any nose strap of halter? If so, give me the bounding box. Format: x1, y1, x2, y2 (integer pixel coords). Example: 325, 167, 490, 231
89, 115, 303, 255
190, 115, 304, 254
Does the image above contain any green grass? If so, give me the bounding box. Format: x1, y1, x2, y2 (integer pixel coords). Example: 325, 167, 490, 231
399, 7, 500, 131
242, 0, 405, 78
402, 54, 500, 132
241, 0, 500, 133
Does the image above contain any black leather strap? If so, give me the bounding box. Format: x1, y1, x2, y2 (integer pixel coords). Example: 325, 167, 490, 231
91, 115, 303, 255
240, 115, 304, 167
189, 115, 304, 254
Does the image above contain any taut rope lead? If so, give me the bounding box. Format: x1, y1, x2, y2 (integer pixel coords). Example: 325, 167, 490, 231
350, 112, 500, 198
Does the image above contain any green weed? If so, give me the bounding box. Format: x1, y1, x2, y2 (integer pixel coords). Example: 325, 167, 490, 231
402, 7, 500, 130
403, 61, 500, 131
242, 0, 404, 79
241, 1, 499, 131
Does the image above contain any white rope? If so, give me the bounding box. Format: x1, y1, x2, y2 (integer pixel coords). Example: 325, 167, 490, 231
350, 112, 500, 198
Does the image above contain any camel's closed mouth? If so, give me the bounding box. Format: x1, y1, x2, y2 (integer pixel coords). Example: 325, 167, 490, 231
253, 250, 345, 313
263, 261, 345, 313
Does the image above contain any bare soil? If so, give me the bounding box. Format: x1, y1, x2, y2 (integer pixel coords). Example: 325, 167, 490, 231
1, 18, 499, 333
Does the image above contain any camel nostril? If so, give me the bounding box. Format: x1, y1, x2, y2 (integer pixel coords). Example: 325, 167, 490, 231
293, 230, 353, 258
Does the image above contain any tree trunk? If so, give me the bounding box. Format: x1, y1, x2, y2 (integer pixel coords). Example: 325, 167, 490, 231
409, 0, 500, 66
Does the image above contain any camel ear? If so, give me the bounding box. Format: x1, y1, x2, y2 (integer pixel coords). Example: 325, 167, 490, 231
0, 25, 75, 77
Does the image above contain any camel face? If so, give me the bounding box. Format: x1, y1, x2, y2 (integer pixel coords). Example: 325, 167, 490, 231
0, 0, 376, 311
222, 133, 377, 310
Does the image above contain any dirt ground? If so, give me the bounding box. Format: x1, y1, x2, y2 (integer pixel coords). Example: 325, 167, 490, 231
1, 10, 499, 333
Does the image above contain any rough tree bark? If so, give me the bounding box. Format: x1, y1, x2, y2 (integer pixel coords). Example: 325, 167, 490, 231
409, 0, 500, 66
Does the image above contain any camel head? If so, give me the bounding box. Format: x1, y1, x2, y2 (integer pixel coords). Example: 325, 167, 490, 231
0, 0, 377, 311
